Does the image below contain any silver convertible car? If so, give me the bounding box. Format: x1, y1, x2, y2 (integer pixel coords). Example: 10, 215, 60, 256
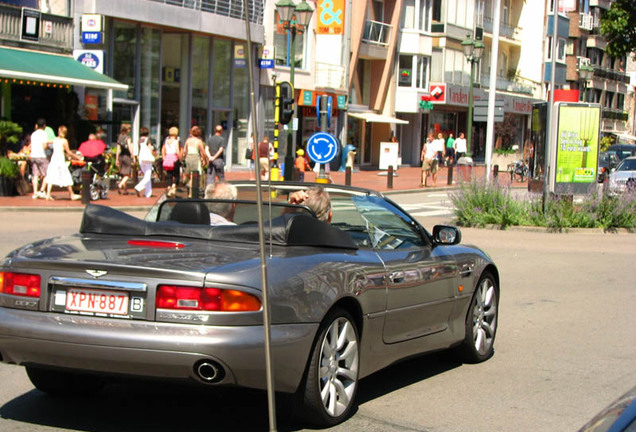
0, 183, 499, 427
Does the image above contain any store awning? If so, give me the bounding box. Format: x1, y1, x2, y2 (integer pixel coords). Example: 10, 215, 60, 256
348, 112, 409, 124
0, 47, 128, 91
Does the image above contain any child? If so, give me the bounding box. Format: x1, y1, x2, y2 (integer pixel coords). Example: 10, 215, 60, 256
295, 149, 311, 182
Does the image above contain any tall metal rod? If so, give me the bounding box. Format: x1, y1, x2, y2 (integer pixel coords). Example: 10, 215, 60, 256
485, 0, 501, 181
467, 61, 476, 157
243, 2, 277, 431
283, 26, 297, 181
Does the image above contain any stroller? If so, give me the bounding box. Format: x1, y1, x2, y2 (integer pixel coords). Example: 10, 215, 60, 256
70, 155, 109, 200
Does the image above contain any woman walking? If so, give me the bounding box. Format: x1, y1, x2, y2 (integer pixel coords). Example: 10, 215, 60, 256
43, 126, 82, 201
162, 127, 181, 197
181, 126, 207, 196
115, 124, 134, 194
133, 127, 156, 198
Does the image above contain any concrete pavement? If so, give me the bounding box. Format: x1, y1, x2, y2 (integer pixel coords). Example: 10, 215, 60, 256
0, 164, 527, 211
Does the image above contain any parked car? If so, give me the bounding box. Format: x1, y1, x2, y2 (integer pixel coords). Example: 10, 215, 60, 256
608, 156, 636, 194
597, 151, 621, 183
0, 182, 500, 427
607, 144, 636, 161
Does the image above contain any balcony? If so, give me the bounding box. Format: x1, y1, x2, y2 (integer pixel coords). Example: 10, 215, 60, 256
145, 0, 263, 24
593, 66, 630, 84
589, 0, 610, 9
483, 16, 521, 41
579, 13, 594, 31
362, 19, 391, 46
0, 4, 73, 53
360, 19, 392, 60
478, 74, 538, 96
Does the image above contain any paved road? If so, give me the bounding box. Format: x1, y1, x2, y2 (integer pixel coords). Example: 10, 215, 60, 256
0, 199, 635, 432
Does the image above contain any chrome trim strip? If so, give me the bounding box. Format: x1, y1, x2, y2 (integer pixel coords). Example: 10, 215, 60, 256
49, 277, 147, 292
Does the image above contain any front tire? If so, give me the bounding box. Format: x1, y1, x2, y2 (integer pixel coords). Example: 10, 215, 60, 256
457, 272, 499, 363
26, 366, 104, 397
299, 308, 360, 427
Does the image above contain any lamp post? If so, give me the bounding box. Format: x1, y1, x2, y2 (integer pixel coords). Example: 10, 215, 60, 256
578, 64, 594, 102
275, 0, 313, 181
461, 34, 484, 157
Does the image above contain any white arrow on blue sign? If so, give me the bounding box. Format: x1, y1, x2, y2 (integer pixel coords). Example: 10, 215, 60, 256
306, 132, 339, 164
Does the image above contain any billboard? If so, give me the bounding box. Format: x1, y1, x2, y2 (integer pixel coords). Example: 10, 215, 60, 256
551, 103, 601, 194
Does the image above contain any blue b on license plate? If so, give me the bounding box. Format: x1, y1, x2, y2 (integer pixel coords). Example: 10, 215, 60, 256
65, 288, 129, 315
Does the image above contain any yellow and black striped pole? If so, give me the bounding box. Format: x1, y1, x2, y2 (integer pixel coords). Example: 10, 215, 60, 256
271, 84, 281, 181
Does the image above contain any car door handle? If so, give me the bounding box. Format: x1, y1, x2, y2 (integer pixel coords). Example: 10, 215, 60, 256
389, 271, 405, 283
459, 262, 474, 277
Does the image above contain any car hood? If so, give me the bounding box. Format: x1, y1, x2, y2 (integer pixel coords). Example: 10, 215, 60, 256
4, 233, 263, 276
609, 170, 636, 181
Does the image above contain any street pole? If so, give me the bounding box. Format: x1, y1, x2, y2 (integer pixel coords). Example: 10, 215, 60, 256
283, 28, 296, 181
467, 61, 475, 157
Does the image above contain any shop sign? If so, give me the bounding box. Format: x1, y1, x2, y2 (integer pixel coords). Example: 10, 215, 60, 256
74, 50, 104, 74
317, 0, 345, 35
337, 95, 346, 109
259, 46, 274, 69
81, 14, 103, 32
302, 90, 313, 106
21, 8, 40, 42
429, 84, 446, 103
234, 45, 246, 68
81, 32, 102, 44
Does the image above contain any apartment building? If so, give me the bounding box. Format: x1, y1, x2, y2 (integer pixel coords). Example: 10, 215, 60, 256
1, 0, 264, 167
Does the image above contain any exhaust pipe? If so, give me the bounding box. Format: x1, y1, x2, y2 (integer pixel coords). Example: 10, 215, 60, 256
194, 360, 224, 383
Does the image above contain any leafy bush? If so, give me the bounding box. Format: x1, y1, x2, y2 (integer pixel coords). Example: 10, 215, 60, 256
0, 156, 19, 178
450, 180, 636, 231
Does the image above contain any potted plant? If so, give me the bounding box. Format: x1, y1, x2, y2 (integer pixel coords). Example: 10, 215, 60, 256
0, 154, 18, 196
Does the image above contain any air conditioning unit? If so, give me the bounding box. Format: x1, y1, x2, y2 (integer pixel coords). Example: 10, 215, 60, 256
577, 57, 591, 68
579, 13, 594, 31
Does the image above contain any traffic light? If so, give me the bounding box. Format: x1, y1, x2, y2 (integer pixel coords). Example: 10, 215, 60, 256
278, 81, 294, 125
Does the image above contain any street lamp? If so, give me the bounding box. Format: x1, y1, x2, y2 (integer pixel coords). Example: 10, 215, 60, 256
275, 0, 313, 181
461, 34, 484, 157
578, 64, 594, 102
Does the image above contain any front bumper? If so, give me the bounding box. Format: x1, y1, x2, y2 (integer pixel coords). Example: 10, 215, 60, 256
0, 307, 317, 393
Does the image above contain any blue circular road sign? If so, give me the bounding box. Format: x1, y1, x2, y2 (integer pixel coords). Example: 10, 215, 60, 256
306, 132, 339, 164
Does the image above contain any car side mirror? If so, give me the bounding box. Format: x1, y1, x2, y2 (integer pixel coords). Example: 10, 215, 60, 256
432, 225, 461, 245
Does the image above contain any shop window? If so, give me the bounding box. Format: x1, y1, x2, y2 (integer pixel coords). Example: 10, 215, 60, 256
212, 39, 232, 108
192, 36, 210, 134
112, 21, 138, 100
140, 27, 160, 142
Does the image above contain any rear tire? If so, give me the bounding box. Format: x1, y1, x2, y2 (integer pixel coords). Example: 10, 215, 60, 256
456, 271, 499, 363
298, 308, 360, 427
26, 366, 104, 397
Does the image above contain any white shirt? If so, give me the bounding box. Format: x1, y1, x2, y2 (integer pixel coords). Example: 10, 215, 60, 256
30, 129, 48, 159
423, 141, 437, 160
209, 213, 236, 226
455, 137, 467, 153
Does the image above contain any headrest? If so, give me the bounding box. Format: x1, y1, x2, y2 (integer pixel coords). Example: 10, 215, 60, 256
169, 201, 211, 225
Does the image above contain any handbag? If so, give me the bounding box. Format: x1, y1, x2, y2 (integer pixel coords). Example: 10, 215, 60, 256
245, 147, 253, 160
163, 153, 178, 170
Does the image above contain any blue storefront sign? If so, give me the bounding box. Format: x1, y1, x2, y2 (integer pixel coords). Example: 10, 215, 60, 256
81, 31, 102, 44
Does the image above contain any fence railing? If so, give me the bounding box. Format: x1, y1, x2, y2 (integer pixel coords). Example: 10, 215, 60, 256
0, 4, 73, 52
146, 0, 263, 24
362, 19, 391, 46
315, 62, 346, 90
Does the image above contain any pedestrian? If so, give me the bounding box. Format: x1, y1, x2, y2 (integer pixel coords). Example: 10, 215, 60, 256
43, 125, 82, 201
162, 126, 181, 197
134, 127, 156, 198
29, 118, 52, 199
257, 136, 272, 180
454, 132, 467, 162
206, 124, 225, 185
295, 149, 311, 182
181, 125, 207, 195
246, 133, 255, 180
446, 132, 455, 166
420, 133, 437, 187
115, 124, 134, 195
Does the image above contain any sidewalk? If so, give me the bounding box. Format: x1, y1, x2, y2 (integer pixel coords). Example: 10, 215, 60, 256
0, 164, 527, 211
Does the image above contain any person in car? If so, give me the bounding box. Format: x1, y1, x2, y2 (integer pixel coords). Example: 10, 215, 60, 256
204, 182, 238, 225
288, 186, 332, 223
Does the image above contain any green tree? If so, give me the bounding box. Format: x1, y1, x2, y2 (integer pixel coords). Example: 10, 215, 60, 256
599, 0, 636, 59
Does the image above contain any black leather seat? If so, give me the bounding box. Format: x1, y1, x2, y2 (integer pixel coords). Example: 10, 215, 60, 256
169, 201, 211, 225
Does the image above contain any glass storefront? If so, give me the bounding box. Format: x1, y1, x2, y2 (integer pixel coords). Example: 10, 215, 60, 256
192, 36, 210, 135
112, 21, 137, 101
231, 42, 249, 166
140, 27, 160, 143
212, 39, 231, 109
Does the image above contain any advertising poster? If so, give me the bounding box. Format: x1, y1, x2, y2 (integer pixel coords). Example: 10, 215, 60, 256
554, 103, 601, 193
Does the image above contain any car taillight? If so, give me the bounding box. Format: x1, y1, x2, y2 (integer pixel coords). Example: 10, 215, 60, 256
0, 272, 41, 297
156, 285, 261, 312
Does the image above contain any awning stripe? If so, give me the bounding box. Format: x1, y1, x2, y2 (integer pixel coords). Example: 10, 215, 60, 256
348, 112, 409, 124
0, 47, 128, 91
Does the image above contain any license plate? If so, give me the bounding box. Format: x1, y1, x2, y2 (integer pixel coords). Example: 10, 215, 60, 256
65, 288, 129, 315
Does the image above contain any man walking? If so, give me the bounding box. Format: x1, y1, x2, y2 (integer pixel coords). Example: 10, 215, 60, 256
29, 118, 51, 199
206, 124, 226, 185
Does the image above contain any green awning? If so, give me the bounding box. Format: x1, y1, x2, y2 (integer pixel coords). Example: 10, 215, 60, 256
0, 47, 128, 91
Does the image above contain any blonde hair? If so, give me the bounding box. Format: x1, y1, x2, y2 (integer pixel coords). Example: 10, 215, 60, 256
169, 127, 179, 137
58, 125, 67, 138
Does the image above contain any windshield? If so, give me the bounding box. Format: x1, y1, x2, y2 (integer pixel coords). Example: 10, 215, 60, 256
616, 159, 636, 172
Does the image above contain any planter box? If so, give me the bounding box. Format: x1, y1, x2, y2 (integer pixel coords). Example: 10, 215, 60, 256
0, 176, 15, 196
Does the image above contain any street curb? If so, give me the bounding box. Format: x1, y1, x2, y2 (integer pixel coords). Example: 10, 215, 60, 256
0, 205, 153, 213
